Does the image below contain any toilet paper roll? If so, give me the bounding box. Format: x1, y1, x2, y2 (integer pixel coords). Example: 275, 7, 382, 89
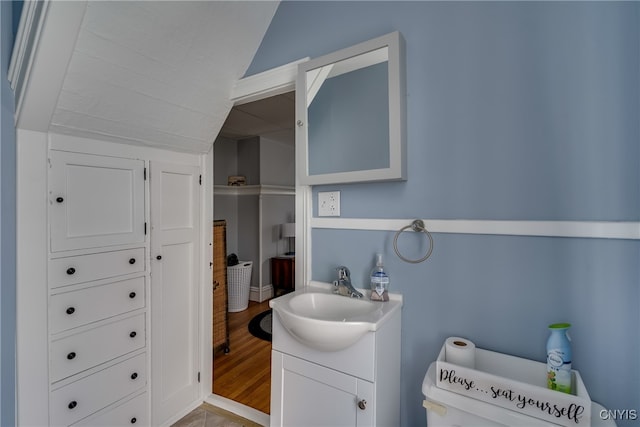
445, 337, 476, 369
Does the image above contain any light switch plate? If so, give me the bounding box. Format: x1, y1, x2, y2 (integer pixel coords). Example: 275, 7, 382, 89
318, 191, 340, 216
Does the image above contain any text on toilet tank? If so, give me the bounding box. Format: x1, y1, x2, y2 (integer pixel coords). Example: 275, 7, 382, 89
438, 368, 586, 424
439, 368, 475, 390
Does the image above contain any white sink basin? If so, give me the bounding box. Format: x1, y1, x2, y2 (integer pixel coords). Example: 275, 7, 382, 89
288, 292, 380, 320
270, 282, 402, 352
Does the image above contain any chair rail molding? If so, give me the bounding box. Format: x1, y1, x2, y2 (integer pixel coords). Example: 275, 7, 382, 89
311, 218, 640, 240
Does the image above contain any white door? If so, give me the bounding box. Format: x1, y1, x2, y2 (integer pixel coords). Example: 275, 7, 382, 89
49, 151, 145, 252
150, 162, 201, 425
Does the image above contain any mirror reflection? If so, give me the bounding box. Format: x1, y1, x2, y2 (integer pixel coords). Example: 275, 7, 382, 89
307, 47, 390, 175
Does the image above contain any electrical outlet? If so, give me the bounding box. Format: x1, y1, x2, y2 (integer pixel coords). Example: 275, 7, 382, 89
318, 191, 340, 216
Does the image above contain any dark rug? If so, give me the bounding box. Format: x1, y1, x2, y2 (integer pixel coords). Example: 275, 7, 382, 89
248, 309, 272, 342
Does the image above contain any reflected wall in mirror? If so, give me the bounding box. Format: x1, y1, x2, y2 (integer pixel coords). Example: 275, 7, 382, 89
297, 31, 406, 185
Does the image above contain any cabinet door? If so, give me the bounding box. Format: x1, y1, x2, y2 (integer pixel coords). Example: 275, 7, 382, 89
150, 162, 201, 426
49, 151, 145, 252
272, 352, 373, 427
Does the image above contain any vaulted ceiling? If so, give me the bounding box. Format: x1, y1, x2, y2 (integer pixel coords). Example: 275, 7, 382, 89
11, 0, 280, 154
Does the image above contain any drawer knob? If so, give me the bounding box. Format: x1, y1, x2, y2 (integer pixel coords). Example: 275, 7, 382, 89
129, 258, 136, 264
66, 267, 76, 275
68, 401, 77, 410
129, 331, 137, 338
358, 399, 367, 410
129, 292, 136, 299
130, 417, 137, 424
156, 255, 162, 260
56, 197, 64, 203
67, 352, 76, 360
130, 372, 138, 380
66, 307, 75, 315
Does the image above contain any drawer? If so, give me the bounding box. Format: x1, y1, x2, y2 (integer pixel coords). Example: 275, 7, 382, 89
51, 353, 146, 427
50, 277, 145, 334
50, 248, 145, 289
51, 314, 146, 383
73, 391, 148, 427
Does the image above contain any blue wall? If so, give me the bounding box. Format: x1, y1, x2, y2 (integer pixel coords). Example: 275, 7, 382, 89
248, 2, 640, 426
0, 1, 18, 426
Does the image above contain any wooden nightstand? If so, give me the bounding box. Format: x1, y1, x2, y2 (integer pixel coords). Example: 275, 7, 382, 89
271, 256, 295, 296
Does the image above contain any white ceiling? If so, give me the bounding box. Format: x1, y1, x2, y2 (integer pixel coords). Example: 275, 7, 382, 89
44, 1, 280, 154
218, 91, 295, 146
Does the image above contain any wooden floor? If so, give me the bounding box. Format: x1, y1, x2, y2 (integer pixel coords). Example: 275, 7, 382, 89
213, 300, 272, 414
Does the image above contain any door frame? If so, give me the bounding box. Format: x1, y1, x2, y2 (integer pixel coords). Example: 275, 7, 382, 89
227, 57, 311, 294
204, 57, 310, 425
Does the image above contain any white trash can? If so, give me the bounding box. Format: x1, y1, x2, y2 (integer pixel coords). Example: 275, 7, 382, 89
227, 261, 252, 312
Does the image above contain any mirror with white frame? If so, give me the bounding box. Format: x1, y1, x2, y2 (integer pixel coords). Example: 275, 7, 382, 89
296, 31, 406, 185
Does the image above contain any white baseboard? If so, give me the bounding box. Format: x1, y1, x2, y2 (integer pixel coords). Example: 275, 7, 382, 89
205, 394, 269, 426
249, 285, 273, 303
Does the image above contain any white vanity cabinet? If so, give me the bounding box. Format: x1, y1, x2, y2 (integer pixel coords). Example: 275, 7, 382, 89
270, 302, 401, 427
272, 352, 375, 426
47, 150, 149, 426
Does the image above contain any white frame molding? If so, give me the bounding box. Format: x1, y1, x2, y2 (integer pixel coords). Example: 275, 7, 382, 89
207, 59, 311, 425
297, 31, 406, 185
311, 218, 640, 240
9, 0, 88, 131
230, 58, 309, 106
227, 58, 312, 292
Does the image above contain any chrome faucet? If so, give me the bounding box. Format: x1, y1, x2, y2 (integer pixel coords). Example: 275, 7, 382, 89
333, 266, 363, 298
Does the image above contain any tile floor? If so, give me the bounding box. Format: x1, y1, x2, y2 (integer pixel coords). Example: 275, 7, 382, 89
171, 403, 263, 427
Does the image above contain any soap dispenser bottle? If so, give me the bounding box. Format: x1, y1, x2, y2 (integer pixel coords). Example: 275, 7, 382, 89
370, 253, 389, 301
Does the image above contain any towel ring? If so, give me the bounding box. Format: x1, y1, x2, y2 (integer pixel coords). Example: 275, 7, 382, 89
393, 219, 434, 264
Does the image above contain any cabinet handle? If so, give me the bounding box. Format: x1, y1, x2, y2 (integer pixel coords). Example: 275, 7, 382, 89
68, 401, 77, 410
56, 197, 64, 203
67, 352, 76, 360
156, 255, 162, 260
129, 258, 136, 264
130, 417, 137, 424
129, 331, 137, 338
129, 292, 136, 299
66, 267, 76, 275
130, 372, 138, 380
358, 399, 367, 410
66, 307, 75, 315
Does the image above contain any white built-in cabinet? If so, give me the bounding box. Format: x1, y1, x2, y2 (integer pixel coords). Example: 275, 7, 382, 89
47, 150, 150, 426
18, 136, 206, 427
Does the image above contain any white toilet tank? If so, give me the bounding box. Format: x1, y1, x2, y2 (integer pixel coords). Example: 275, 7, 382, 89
423, 362, 616, 427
